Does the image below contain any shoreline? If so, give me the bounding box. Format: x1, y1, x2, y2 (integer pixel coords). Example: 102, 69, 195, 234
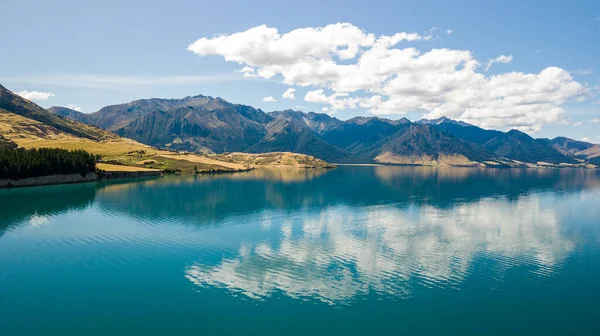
333, 162, 598, 169
3, 162, 597, 189
0, 170, 164, 189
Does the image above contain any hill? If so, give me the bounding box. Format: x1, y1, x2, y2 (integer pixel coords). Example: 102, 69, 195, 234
577, 144, 600, 160
359, 124, 488, 166
321, 117, 410, 154
247, 118, 350, 162
482, 130, 577, 164
0, 85, 333, 174
47, 106, 93, 124
268, 110, 343, 134
0, 84, 115, 142
425, 121, 504, 145
550, 137, 595, 155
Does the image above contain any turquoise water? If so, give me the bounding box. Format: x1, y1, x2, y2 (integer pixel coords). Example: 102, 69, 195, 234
1, 166, 600, 335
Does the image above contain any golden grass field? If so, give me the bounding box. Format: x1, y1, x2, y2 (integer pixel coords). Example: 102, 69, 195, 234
96, 163, 160, 172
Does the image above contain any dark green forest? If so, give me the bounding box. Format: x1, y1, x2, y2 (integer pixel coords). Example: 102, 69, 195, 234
0, 143, 97, 180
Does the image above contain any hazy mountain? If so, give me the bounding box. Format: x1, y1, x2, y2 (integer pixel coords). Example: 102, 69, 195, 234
417, 116, 471, 127
47, 106, 92, 124
321, 117, 410, 154
483, 130, 576, 164
550, 137, 595, 155
426, 122, 504, 145
247, 118, 350, 162
268, 110, 342, 134
360, 124, 490, 165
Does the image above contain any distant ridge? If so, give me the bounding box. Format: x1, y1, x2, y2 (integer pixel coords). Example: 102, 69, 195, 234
417, 116, 472, 127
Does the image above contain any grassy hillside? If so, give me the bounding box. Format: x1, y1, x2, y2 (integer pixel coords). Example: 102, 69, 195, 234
0, 85, 332, 173
577, 145, 600, 159
0, 85, 115, 141
209, 152, 335, 168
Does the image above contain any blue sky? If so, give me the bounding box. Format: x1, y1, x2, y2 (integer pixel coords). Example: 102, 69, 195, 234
1, 0, 599, 142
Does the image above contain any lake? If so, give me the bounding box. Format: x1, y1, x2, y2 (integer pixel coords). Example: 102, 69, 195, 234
1, 166, 600, 335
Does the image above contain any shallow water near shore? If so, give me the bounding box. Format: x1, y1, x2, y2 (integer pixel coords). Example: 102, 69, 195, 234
1, 166, 600, 335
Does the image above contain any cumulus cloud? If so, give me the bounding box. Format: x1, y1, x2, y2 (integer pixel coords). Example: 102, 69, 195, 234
262, 96, 276, 102
66, 104, 83, 112
188, 23, 588, 132
581, 137, 590, 142
589, 118, 600, 123
282, 88, 296, 100
446, 30, 453, 34
17, 90, 54, 101
485, 54, 513, 71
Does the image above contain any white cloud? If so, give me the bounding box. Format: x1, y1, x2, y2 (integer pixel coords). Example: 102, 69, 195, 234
262, 96, 276, 102
189, 23, 588, 132
16, 90, 54, 101
485, 54, 513, 71
581, 137, 590, 142
573, 122, 582, 126
282, 88, 296, 100
446, 30, 453, 34
66, 104, 83, 112
589, 118, 600, 123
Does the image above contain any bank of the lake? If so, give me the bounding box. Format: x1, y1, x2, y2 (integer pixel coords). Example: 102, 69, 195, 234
0, 169, 164, 189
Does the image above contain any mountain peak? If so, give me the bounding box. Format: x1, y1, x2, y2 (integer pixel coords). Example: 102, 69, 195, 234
418, 116, 471, 127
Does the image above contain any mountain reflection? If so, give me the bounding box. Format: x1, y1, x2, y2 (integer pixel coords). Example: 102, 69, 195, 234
185, 194, 574, 303
0, 183, 98, 237
91, 166, 600, 225
1, 167, 599, 236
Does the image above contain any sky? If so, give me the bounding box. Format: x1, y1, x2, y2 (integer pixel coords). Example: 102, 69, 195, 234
1, 0, 599, 142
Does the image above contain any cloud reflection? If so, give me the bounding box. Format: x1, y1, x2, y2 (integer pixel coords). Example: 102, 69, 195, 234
185, 195, 574, 304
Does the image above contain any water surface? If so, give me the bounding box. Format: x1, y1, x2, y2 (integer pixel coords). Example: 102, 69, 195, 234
1, 166, 600, 335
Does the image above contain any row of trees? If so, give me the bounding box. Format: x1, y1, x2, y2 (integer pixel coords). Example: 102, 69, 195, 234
0, 147, 97, 180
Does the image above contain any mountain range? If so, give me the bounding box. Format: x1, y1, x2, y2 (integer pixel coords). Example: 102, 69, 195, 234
46, 94, 599, 167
